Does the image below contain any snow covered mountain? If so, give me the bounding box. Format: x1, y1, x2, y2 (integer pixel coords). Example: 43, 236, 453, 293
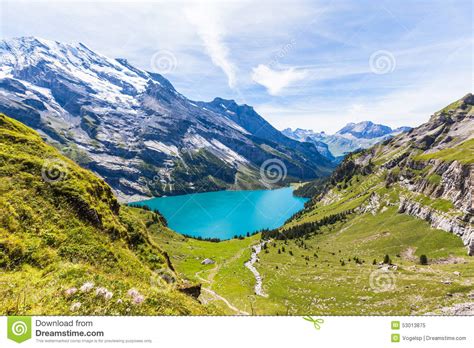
0, 37, 334, 201
200, 98, 334, 160
337, 121, 393, 139
283, 122, 411, 157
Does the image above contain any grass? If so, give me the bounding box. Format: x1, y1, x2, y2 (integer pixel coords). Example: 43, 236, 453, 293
149, 140, 473, 315
0, 114, 213, 315
145, 221, 258, 314
152, 205, 474, 315
2, 107, 473, 316
414, 138, 474, 164
427, 173, 442, 185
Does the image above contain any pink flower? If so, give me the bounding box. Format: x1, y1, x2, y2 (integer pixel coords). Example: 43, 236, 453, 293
64, 287, 77, 297
127, 288, 140, 298
94, 287, 113, 300
95, 287, 108, 297
127, 288, 145, 305
80, 282, 94, 292
70, 302, 81, 311
132, 294, 145, 305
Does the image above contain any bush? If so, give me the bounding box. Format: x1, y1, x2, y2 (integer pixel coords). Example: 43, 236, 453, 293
383, 254, 391, 264
420, 254, 428, 265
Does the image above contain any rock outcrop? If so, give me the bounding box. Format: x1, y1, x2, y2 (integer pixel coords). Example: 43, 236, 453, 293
301, 94, 473, 255
398, 198, 474, 255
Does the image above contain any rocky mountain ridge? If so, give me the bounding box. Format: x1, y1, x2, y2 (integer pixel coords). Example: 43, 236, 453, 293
283, 121, 411, 157
294, 94, 473, 255
0, 37, 333, 201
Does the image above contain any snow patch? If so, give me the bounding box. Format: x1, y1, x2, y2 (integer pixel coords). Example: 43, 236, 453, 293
144, 140, 180, 157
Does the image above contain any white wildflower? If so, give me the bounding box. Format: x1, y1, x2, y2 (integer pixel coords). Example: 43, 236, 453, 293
104, 291, 113, 300
64, 287, 77, 297
70, 302, 81, 311
80, 282, 94, 292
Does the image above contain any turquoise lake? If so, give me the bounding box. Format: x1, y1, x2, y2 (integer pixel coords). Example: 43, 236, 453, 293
133, 187, 308, 240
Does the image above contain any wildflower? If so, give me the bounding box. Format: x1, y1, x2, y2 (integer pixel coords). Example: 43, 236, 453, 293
64, 287, 77, 297
80, 282, 94, 292
127, 288, 140, 298
70, 302, 81, 311
127, 288, 145, 305
104, 291, 113, 300
116, 299, 123, 304
95, 287, 108, 297
132, 294, 145, 305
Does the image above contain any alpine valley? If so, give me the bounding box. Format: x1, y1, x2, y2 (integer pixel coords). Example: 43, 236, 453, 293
0, 36, 473, 316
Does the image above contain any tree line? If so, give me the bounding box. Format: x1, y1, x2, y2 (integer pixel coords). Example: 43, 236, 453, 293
261, 209, 354, 240
128, 203, 168, 227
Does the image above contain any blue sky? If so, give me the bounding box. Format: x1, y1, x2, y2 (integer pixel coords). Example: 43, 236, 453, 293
1, 0, 472, 132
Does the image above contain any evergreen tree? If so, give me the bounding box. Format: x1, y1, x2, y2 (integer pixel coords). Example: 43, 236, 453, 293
420, 254, 428, 265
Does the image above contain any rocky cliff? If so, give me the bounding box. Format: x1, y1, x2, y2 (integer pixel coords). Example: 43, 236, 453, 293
294, 93, 473, 255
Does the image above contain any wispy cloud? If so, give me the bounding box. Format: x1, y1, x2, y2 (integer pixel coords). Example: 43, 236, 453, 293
1, 0, 471, 131
184, 3, 237, 89
251, 64, 307, 95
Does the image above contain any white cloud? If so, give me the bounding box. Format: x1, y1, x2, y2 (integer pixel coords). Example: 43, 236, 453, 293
255, 65, 471, 134
184, 3, 237, 89
251, 64, 308, 96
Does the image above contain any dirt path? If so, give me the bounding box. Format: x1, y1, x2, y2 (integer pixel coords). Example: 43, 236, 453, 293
200, 288, 249, 315
401, 246, 417, 261
195, 247, 249, 315
244, 240, 268, 297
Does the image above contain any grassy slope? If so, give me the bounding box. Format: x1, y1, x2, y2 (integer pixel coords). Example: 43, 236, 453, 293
145, 222, 259, 314
414, 138, 474, 164
0, 114, 212, 315
3, 92, 471, 316
150, 97, 474, 315
152, 170, 473, 314
255, 208, 473, 315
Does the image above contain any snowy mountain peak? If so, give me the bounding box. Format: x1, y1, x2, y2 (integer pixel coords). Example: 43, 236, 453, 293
283, 122, 412, 157
0, 36, 152, 103
0, 36, 334, 200
336, 121, 393, 139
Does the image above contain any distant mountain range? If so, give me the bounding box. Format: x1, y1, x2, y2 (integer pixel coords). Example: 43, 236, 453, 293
283, 121, 412, 157
0, 37, 334, 201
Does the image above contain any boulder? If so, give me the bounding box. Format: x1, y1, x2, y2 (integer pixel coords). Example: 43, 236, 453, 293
201, 258, 215, 265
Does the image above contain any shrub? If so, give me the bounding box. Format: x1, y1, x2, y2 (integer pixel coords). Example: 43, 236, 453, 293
420, 254, 428, 265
